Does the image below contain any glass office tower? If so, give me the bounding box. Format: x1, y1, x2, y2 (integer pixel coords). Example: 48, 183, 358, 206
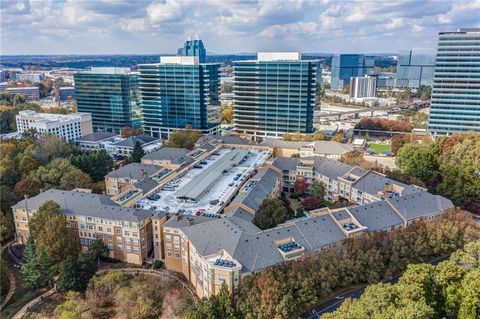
428, 28, 480, 135
138, 56, 220, 138
177, 39, 206, 63
74, 68, 141, 133
396, 49, 435, 88
330, 54, 374, 90
234, 52, 319, 140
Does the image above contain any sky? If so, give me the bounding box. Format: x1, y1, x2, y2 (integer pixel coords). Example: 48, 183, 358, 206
1, 0, 479, 55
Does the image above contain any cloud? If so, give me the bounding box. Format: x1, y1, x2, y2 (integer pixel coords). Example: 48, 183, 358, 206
0, 0, 479, 54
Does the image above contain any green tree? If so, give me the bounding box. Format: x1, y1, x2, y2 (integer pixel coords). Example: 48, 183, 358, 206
129, 140, 145, 163
313, 131, 326, 141
36, 215, 80, 265
187, 282, 239, 319
32, 158, 77, 189
310, 179, 325, 199
18, 155, 39, 176
69, 150, 113, 182
0, 211, 15, 243
88, 237, 109, 264
458, 269, 480, 319
57, 253, 96, 292
290, 199, 303, 217
396, 143, 439, 184
54, 291, 86, 319
59, 167, 93, 190
21, 237, 53, 289
29, 200, 62, 239
253, 198, 289, 230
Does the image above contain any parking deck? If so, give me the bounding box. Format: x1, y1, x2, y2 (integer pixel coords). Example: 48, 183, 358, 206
136, 148, 270, 216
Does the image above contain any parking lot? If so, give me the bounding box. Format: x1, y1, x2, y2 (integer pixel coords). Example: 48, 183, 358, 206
136, 148, 270, 216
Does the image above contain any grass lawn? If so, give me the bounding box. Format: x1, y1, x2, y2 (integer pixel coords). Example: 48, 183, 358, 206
369, 143, 392, 154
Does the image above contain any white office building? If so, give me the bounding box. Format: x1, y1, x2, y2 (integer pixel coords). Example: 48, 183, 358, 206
349, 75, 377, 99
14, 73, 45, 83
15, 110, 93, 141
5, 87, 40, 100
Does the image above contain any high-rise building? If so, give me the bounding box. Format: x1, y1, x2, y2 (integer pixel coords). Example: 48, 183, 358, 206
330, 54, 374, 90
349, 75, 377, 99
396, 49, 435, 88
138, 56, 220, 138
428, 28, 480, 135
234, 52, 319, 140
177, 39, 206, 63
74, 68, 142, 134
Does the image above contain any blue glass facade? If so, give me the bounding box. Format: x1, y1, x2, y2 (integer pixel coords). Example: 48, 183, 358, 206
396, 50, 435, 88
138, 62, 220, 138
330, 54, 374, 90
177, 39, 206, 63
74, 70, 141, 133
428, 29, 480, 135
234, 59, 319, 139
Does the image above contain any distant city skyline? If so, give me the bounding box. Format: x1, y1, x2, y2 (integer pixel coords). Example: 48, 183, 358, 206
1, 0, 479, 55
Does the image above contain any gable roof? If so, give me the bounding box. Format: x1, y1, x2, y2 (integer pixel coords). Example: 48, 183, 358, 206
106, 163, 161, 180
75, 132, 117, 142
141, 147, 192, 165
112, 135, 159, 148
12, 189, 152, 222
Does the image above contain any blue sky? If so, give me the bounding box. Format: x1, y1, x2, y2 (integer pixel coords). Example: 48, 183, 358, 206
1, 0, 479, 55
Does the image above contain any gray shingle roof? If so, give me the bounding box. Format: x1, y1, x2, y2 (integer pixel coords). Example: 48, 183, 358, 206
348, 201, 404, 231
106, 163, 161, 180
386, 191, 454, 221
134, 178, 159, 193
223, 208, 255, 222
230, 168, 280, 212
271, 157, 299, 172
12, 189, 152, 222
312, 141, 354, 155
352, 171, 420, 196
196, 135, 256, 147
141, 147, 192, 165
309, 156, 354, 180
260, 139, 306, 149
75, 132, 117, 142
112, 135, 159, 148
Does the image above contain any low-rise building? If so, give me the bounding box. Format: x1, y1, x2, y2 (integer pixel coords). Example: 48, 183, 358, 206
15, 110, 93, 141
259, 140, 353, 159
14, 72, 45, 83
12, 189, 157, 264
74, 132, 122, 152
141, 147, 194, 169
59, 87, 76, 100
106, 135, 162, 159
5, 86, 40, 100
105, 163, 162, 196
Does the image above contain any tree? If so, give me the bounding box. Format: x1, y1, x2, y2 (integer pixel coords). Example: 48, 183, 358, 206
29, 200, 62, 239
253, 198, 289, 230
310, 180, 325, 199
88, 237, 109, 264
0, 211, 14, 243
32, 135, 80, 164
339, 150, 364, 166
121, 126, 137, 138
36, 215, 80, 265
57, 253, 97, 292
13, 176, 42, 199
418, 85, 432, 100
290, 199, 303, 217
458, 269, 480, 319
54, 291, 86, 319
18, 155, 38, 176
70, 150, 113, 182
221, 105, 234, 124
32, 158, 78, 189
301, 196, 323, 211
187, 282, 239, 319
164, 127, 203, 150
129, 141, 145, 163
331, 131, 344, 143
59, 168, 93, 190
294, 177, 309, 194
396, 143, 439, 184
313, 131, 326, 141
21, 237, 53, 289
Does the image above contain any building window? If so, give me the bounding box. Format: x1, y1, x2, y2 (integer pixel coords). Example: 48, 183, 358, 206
117, 245, 123, 250
132, 231, 138, 237
124, 230, 129, 236
98, 226, 103, 232
107, 228, 111, 233
218, 275, 225, 281
167, 251, 172, 257
116, 229, 122, 235
174, 252, 180, 259
166, 243, 172, 250
165, 235, 171, 241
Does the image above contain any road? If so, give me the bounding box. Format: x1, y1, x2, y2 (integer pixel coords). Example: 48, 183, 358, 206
299, 255, 449, 319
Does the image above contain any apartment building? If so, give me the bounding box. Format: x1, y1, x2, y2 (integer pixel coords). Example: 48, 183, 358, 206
260, 139, 354, 159
105, 163, 162, 196
12, 190, 156, 264
141, 147, 194, 169
16, 110, 93, 141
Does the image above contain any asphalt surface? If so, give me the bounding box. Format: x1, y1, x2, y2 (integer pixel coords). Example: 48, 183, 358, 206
299, 256, 449, 319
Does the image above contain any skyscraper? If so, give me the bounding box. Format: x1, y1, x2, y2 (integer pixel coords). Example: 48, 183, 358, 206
74, 68, 142, 133
349, 75, 377, 99
234, 52, 319, 140
396, 49, 435, 88
330, 54, 374, 90
138, 56, 220, 138
177, 39, 206, 63
428, 28, 480, 135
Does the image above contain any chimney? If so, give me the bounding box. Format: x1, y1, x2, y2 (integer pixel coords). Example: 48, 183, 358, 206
187, 217, 195, 226
174, 213, 181, 221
